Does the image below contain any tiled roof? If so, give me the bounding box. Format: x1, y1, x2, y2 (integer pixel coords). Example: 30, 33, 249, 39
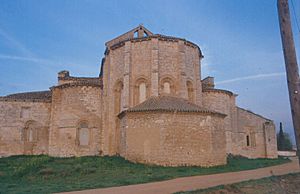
54, 77, 103, 89
125, 95, 226, 116
0, 91, 52, 102
58, 76, 101, 83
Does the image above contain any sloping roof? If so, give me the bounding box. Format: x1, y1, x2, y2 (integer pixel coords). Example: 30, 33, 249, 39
124, 95, 226, 116
105, 25, 154, 47
56, 70, 103, 89
56, 76, 103, 89
104, 26, 203, 58
237, 106, 272, 122
0, 90, 52, 102
202, 88, 234, 96
58, 75, 101, 83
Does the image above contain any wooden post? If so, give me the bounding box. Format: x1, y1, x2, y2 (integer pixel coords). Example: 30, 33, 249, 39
277, 0, 300, 163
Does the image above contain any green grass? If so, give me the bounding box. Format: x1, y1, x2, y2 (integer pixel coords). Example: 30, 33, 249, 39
0, 155, 290, 194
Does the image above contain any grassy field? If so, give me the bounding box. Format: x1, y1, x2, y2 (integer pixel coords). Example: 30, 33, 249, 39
0, 155, 290, 194
177, 172, 300, 194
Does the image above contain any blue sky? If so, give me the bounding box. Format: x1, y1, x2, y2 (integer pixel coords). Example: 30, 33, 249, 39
0, 0, 299, 142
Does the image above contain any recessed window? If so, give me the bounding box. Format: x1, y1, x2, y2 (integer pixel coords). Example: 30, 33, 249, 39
134, 78, 148, 105
246, 135, 250, 147
187, 81, 194, 102
161, 77, 174, 95
114, 81, 124, 113
139, 82, 146, 103
163, 82, 171, 94
246, 132, 256, 147
78, 122, 89, 146
28, 129, 34, 142
23, 121, 37, 142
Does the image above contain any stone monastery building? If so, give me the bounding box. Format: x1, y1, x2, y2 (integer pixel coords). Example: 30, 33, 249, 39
0, 25, 277, 166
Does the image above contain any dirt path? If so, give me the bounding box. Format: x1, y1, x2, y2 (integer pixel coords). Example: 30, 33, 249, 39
61, 157, 300, 194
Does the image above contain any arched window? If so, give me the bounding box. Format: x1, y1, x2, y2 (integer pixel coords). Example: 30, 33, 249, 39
77, 121, 89, 146
23, 121, 38, 142
28, 129, 34, 142
139, 82, 146, 103
246, 130, 256, 147
246, 135, 250, 147
161, 77, 175, 95
114, 81, 124, 114
187, 81, 194, 102
163, 82, 171, 94
134, 78, 148, 105
120, 86, 124, 111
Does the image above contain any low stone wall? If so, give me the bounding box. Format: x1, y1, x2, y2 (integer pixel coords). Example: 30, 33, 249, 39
0, 100, 51, 156
119, 111, 226, 167
278, 151, 296, 157
236, 108, 277, 159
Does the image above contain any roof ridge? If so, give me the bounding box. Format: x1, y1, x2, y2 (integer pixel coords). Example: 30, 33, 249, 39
0, 90, 52, 101
4, 90, 50, 96
126, 95, 226, 117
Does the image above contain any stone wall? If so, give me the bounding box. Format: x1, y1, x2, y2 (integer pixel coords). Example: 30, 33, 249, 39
102, 43, 125, 155
0, 26, 278, 165
103, 36, 202, 155
119, 111, 226, 167
236, 107, 277, 158
49, 85, 102, 157
202, 89, 277, 159
131, 40, 152, 81
0, 100, 51, 156
202, 90, 236, 154
105, 37, 202, 109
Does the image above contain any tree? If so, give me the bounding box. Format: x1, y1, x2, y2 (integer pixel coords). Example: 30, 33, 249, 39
277, 122, 293, 151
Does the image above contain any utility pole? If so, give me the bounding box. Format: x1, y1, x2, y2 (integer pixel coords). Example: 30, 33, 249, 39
277, 0, 300, 164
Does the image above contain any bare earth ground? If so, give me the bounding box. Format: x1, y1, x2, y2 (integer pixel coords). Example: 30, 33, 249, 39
179, 172, 300, 194
62, 157, 300, 194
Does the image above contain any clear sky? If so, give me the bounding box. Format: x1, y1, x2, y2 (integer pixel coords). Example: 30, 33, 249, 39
0, 0, 299, 142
